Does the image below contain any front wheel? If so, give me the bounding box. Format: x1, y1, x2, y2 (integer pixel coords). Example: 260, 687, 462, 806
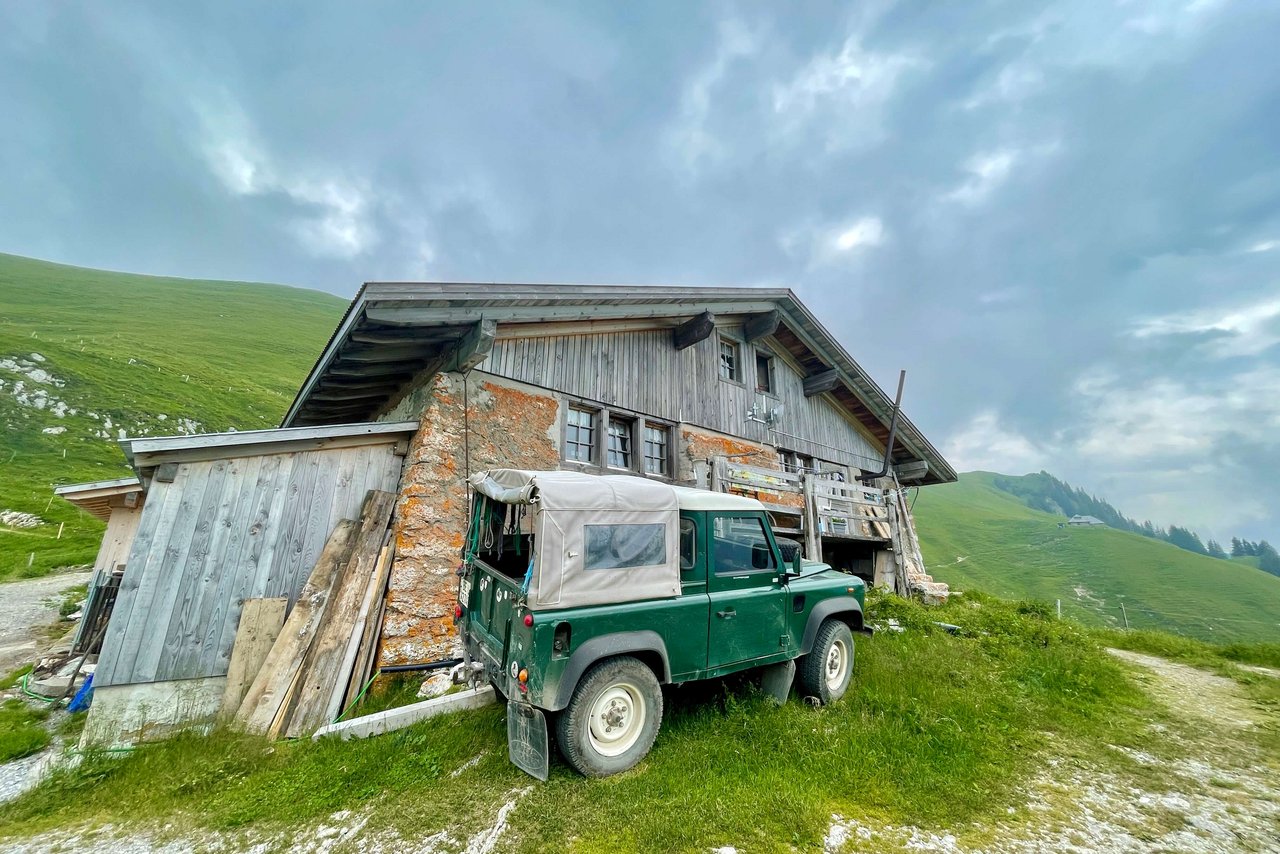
798, 619, 854, 704
556, 656, 663, 777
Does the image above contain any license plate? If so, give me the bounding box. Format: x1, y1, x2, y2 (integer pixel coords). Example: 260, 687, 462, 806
458, 576, 471, 605
507, 701, 549, 781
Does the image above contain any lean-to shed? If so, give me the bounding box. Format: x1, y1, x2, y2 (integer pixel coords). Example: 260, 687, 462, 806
80, 421, 415, 745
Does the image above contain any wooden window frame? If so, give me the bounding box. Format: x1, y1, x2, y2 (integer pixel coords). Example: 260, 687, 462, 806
560, 399, 676, 482
642, 422, 671, 477
718, 335, 743, 385
754, 349, 775, 396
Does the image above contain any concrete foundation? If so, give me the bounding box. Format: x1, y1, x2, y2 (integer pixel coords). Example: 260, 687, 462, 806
81, 676, 227, 749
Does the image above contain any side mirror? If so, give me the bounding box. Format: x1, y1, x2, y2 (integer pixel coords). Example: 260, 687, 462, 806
788, 551, 803, 577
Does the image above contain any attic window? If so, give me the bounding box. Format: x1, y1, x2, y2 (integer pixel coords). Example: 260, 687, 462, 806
719, 338, 740, 382
755, 351, 774, 394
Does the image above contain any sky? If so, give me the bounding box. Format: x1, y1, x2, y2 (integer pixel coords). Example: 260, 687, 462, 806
2, 1, 1279, 543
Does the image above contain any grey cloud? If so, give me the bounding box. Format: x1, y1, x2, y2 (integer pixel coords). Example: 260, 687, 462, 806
2, 0, 1280, 540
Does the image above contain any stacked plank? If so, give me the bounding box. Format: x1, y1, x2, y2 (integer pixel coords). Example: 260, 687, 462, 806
234, 489, 397, 738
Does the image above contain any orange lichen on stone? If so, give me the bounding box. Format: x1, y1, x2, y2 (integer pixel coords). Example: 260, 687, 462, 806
378, 373, 560, 666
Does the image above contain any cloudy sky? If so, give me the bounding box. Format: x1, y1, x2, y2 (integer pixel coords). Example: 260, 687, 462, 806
3, 1, 1279, 542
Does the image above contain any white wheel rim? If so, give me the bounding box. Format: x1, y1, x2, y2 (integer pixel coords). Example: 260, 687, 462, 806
825, 638, 850, 692
587, 682, 646, 757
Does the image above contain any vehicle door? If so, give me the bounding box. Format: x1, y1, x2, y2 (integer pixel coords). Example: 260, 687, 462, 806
706, 512, 787, 668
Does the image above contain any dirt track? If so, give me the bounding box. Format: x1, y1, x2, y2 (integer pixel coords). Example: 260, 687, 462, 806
0, 571, 92, 676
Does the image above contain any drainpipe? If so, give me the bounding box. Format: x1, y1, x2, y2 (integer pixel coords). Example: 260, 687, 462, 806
859, 370, 905, 484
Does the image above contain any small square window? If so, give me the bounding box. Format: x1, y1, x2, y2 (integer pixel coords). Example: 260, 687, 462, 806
643, 425, 669, 476
755, 352, 773, 394
719, 338, 740, 382
607, 417, 633, 468
565, 408, 596, 463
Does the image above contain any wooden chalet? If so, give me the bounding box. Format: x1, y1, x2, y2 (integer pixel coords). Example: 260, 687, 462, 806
60, 283, 954, 745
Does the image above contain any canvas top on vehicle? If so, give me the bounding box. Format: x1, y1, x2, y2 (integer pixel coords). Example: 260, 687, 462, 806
466, 469, 766, 610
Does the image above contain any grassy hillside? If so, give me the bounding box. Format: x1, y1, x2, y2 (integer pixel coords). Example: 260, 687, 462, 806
914, 472, 1280, 642
0, 253, 345, 580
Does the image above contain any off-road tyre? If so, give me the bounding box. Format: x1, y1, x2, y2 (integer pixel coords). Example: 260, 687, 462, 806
798, 619, 854, 704
556, 656, 663, 777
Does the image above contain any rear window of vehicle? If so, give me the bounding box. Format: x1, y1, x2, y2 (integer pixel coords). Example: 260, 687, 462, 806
584, 523, 667, 570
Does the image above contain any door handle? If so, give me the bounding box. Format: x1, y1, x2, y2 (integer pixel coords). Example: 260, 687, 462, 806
716, 608, 736, 619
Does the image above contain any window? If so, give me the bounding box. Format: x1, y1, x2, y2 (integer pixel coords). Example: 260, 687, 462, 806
778, 450, 815, 474
755, 351, 774, 394
584, 523, 667, 569
643, 424, 669, 475
565, 408, 595, 463
607, 417, 633, 468
679, 517, 697, 573
712, 515, 777, 574
719, 337, 740, 382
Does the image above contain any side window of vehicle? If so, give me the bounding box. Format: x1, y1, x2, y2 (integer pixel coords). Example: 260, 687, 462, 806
711, 515, 777, 574
679, 517, 697, 576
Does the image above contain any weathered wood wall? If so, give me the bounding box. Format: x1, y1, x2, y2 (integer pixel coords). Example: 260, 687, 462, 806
481, 325, 884, 469
93, 503, 143, 576
96, 443, 404, 688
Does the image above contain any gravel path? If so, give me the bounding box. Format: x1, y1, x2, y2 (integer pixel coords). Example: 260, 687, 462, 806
0, 570, 92, 676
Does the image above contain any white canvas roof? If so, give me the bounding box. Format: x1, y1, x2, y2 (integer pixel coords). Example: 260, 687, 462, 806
467, 470, 768, 611
468, 469, 765, 513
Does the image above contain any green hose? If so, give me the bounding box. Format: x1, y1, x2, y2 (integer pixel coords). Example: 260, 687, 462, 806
332, 671, 380, 723
19, 672, 59, 704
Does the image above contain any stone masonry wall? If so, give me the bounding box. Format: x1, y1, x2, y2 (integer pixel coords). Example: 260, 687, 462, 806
379, 372, 561, 665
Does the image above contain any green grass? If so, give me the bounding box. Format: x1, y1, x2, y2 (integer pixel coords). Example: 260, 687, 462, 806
914, 472, 1280, 643
0, 699, 50, 763
0, 253, 344, 580
0, 593, 1161, 850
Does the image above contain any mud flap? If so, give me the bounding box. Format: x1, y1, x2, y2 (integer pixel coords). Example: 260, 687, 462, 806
507, 701, 549, 781
759, 659, 796, 704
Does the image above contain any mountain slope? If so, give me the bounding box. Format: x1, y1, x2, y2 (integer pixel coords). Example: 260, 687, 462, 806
913, 472, 1280, 642
0, 253, 345, 580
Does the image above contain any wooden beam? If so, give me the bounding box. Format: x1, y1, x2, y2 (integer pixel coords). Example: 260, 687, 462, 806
673, 310, 716, 351
803, 369, 840, 397
328, 361, 423, 378
363, 301, 777, 326
335, 344, 440, 364
743, 310, 781, 343
348, 328, 466, 346
452, 319, 497, 372
308, 388, 402, 403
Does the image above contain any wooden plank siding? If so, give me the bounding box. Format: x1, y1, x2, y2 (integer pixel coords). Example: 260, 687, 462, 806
481, 325, 885, 471
95, 442, 405, 688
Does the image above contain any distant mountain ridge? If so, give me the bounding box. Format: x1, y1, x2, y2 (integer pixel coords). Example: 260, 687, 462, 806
913, 472, 1280, 642
988, 471, 1278, 574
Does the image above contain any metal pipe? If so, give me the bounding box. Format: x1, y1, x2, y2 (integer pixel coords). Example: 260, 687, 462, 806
377, 657, 463, 674
859, 370, 905, 484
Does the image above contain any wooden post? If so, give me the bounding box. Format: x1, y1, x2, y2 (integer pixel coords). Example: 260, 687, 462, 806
57, 522, 64, 540
1056, 599, 1061, 619
27, 552, 34, 567
1120, 603, 1129, 629
802, 475, 821, 562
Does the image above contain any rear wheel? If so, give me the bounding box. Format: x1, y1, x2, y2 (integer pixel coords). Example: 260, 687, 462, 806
556, 656, 663, 777
798, 619, 854, 704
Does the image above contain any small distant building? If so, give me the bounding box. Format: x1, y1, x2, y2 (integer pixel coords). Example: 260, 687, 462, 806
1068, 515, 1105, 527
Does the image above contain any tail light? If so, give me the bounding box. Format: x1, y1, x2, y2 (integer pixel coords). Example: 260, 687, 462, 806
454, 604, 464, 619
523, 613, 534, 627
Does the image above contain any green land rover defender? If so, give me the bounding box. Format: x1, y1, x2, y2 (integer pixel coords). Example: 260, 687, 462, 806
455, 469, 868, 779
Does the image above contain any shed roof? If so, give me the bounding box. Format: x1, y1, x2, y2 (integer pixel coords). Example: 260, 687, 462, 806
119, 421, 419, 479
282, 283, 956, 485
54, 477, 144, 522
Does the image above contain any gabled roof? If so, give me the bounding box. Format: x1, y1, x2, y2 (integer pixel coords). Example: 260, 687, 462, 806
283, 283, 956, 485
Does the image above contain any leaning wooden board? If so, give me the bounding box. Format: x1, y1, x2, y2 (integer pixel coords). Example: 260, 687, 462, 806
236, 518, 359, 733
279, 490, 396, 738
218, 597, 288, 720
